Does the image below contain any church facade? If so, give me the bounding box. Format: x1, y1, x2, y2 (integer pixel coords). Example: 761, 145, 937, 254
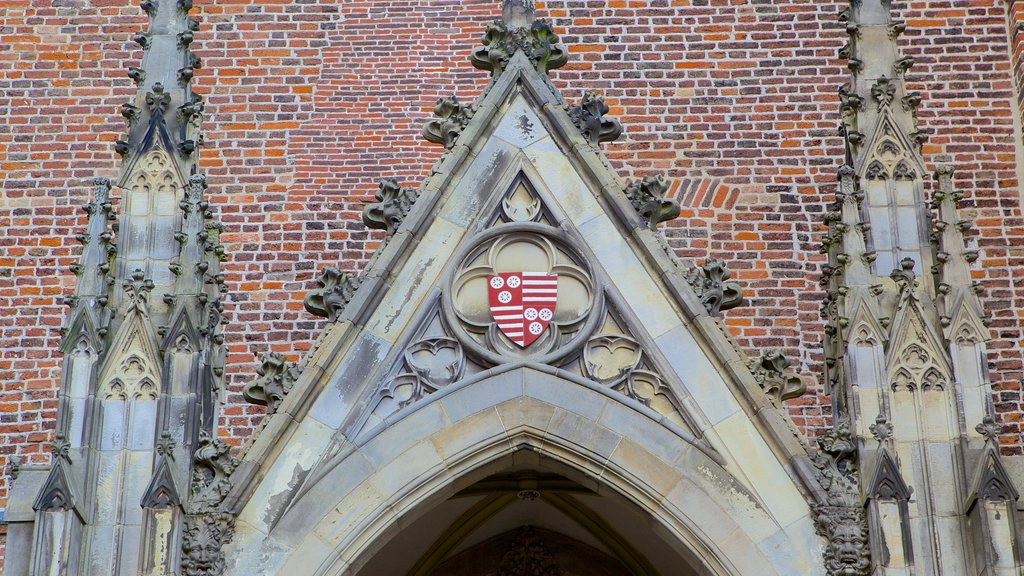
4, 0, 1024, 574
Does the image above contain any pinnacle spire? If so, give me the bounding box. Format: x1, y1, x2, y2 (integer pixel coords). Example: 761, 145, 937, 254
107, 0, 206, 327
502, 0, 535, 28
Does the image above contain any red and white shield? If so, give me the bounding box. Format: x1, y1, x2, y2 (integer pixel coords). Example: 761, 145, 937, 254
488, 272, 558, 348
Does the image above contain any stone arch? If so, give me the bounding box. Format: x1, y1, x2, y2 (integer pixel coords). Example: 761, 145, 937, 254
231, 365, 823, 576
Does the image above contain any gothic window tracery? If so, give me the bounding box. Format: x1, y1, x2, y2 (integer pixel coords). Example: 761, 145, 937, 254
861, 123, 926, 275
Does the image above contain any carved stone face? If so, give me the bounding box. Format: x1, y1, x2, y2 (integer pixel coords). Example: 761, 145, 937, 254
826, 522, 869, 575
182, 515, 234, 576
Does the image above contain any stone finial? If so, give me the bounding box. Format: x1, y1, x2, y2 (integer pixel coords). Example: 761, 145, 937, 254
869, 414, 893, 442
684, 259, 744, 316
471, 16, 568, 76
976, 414, 1001, 444
624, 175, 680, 230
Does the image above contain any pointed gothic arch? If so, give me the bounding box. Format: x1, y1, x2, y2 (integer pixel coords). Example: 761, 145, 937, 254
225, 365, 822, 575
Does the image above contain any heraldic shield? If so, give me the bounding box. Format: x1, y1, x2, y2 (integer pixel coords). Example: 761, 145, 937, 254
487, 272, 558, 347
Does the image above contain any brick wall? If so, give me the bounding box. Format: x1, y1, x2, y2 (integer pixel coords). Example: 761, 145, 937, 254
1, 0, 1022, 565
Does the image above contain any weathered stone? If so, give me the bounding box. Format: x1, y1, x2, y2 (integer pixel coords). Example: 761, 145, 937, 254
242, 352, 300, 414
362, 177, 418, 236
623, 175, 679, 229
747, 349, 806, 403
684, 258, 743, 316
566, 92, 622, 146
304, 266, 360, 322
422, 96, 474, 149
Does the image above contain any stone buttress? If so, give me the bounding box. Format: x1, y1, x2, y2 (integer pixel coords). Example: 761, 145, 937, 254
820, 0, 1023, 574
3, 0, 228, 573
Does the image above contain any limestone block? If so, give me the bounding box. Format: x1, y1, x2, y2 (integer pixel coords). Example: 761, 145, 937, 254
438, 369, 522, 423
276, 531, 333, 576
758, 515, 826, 576
365, 216, 464, 343
522, 137, 603, 226
655, 325, 740, 426
435, 136, 515, 229
363, 402, 448, 468
429, 407, 507, 463
494, 396, 556, 435
492, 96, 548, 149
271, 449, 377, 548
523, 371, 606, 422
579, 215, 679, 340
237, 417, 335, 535
307, 332, 390, 430
709, 411, 809, 527
598, 399, 686, 467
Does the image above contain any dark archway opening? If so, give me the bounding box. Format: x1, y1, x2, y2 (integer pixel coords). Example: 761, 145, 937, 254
355, 455, 704, 576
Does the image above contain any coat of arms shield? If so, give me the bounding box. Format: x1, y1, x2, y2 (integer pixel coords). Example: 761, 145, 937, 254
487, 272, 558, 348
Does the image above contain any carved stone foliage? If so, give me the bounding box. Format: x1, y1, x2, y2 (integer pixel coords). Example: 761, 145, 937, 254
189, 430, 238, 513
497, 526, 562, 576
470, 19, 568, 76
374, 337, 466, 415
363, 178, 418, 237
304, 266, 360, 322
422, 96, 474, 149
446, 225, 600, 365
183, 430, 238, 576
747, 349, 806, 403
242, 352, 300, 414
810, 416, 870, 576
567, 92, 622, 146
582, 333, 684, 423
684, 259, 743, 316
870, 76, 896, 108
623, 175, 680, 229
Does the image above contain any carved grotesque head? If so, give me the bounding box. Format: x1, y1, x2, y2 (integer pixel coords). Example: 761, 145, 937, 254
825, 519, 870, 576
182, 514, 234, 576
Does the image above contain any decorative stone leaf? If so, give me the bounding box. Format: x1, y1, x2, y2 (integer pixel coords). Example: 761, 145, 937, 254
567, 92, 622, 146
422, 96, 474, 148
242, 352, 300, 414
471, 18, 568, 76
623, 175, 679, 229
362, 178, 417, 236
304, 266, 360, 322
748, 349, 806, 403
870, 76, 896, 108
188, 429, 237, 514
684, 259, 743, 316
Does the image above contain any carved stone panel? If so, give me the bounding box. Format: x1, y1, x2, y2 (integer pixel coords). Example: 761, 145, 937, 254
444, 224, 601, 365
